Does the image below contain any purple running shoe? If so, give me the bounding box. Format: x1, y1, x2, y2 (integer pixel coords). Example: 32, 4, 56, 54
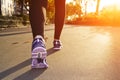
31, 35, 48, 68
53, 40, 62, 50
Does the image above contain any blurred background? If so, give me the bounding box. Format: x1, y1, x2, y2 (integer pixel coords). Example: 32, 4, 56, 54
0, 0, 120, 28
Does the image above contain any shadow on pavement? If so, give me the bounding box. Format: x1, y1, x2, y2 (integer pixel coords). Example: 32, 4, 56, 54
0, 48, 59, 80
47, 47, 59, 56
0, 31, 31, 37
0, 59, 31, 79
13, 69, 46, 80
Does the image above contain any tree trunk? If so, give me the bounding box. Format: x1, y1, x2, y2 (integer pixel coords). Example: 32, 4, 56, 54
96, 0, 100, 15
0, 0, 1, 15
20, 0, 24, 16
1, 0, 14, 16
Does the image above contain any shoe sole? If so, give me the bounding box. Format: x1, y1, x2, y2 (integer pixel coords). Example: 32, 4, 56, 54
31, 47, 48, 68
53, 47, 61, 50
32, 47, 47, 59
31, 63, 48, 69
53, 46, 63, 50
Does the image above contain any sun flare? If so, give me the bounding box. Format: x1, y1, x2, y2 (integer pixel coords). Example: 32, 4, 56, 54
66, 0, 73, 4
66, 0, 120, 13
99, 0, 120, 10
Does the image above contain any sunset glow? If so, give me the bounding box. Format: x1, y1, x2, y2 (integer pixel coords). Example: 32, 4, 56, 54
99, 0, 120, 10
66, 0, 120, 12
66, 0, 73, 4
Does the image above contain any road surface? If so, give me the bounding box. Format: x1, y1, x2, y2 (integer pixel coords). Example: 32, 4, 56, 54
0, 24, 120, 80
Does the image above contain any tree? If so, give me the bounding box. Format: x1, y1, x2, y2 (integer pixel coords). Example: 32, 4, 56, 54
66, 1, 82, 21
0, 0, 14, 16
14, 0, 30, 16
19, 0, 24, 16
96, 0, 100, 15
0, 0, 1, 15
47, 0, 55, 23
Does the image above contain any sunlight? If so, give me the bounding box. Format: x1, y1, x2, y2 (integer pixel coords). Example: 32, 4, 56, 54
66, 0, 120, 14
67, 14, 79, 21
93, 32, 111, 44
86, 1, 96, 13
91, 32, 112, 58
99, 0, 120, 11
86, 0, 120, 13
81, 0, 97, 13
66, 0, 73, 4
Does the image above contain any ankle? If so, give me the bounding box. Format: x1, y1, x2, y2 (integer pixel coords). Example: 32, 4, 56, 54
54, 39, 60, 41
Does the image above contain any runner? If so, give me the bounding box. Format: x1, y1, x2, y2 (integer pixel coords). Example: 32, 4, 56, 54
29, 0, 66, 68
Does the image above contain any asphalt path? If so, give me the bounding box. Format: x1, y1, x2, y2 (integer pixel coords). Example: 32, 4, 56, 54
0, 24, 120, 80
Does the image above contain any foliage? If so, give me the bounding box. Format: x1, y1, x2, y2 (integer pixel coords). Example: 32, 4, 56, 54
47, 0, 55, 23
66, 2, 82, 21
2, 0, 120, 26
0, 15, 24, 28
66, 2, 82, 17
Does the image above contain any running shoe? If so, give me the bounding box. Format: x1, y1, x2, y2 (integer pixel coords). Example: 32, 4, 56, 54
53, 40, 62, 50
31, 35, 48, 68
